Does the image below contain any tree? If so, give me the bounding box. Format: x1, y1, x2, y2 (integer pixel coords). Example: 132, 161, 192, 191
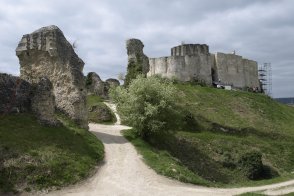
110, 75, 176, 139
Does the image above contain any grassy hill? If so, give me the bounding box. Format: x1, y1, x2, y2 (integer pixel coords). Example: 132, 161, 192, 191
123, 83, 294, 186
0, 113, 104, 193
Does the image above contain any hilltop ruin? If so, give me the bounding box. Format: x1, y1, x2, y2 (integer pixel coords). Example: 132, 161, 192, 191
127, 39, 260, 89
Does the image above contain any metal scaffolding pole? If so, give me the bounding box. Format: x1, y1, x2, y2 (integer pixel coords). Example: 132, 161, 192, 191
258, 63, 272, 97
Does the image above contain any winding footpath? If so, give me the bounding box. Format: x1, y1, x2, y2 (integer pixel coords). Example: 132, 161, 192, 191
47, 103, 294, 196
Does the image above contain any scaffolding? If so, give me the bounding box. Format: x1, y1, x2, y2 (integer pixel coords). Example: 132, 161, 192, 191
258, 63, 272, 97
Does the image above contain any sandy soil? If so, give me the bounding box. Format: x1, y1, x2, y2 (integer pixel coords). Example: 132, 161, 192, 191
45, 103, 294, 196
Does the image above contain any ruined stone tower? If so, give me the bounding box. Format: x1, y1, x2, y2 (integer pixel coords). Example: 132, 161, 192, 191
125, 39, 149, 85
16, 25, 88, 128
148, 44, 213, 85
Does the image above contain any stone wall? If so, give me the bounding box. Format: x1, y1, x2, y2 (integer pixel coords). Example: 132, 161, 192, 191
171, 44, 209, 56
213, 52, 259, 88
16, 25, 88, 128
31, 77, 58, 126
0, 73, 31, 113
243, 59, 260, 88
147, 42, 259, 89
148, 44, 213, 85
0, 73, 58, 126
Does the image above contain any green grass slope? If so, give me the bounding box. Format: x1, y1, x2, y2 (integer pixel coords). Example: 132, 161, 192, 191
0, 113, 104, 193
126, 84, 294, 187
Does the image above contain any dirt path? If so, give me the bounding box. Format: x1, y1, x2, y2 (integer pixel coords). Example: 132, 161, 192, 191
47, 103, 294, 196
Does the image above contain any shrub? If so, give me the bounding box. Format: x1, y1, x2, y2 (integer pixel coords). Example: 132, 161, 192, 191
110, 75, 176, 139
238, 151, 263, 180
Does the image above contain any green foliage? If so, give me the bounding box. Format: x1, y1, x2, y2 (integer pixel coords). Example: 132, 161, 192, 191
120, 83, 294, 186
123, 129, 211, 186
124, 54, 143, 86
0, 113, 104, 193
238, 151, 263, 180
111, 75, 176, 138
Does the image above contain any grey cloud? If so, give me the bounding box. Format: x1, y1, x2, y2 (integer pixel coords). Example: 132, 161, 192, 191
0, 0, 293, 97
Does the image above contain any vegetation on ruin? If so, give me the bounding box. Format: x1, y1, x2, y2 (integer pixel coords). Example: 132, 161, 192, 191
0, 113, 104, 193
124, 54, 143, 86
113, 76, 294, 187
87, 95, 116, 124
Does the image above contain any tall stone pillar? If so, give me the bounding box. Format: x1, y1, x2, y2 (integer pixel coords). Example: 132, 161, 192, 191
16, 25, 88, 129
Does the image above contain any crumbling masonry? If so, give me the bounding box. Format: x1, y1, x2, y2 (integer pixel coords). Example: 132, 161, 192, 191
126, 39, 259, 89
15, 25, 88, 128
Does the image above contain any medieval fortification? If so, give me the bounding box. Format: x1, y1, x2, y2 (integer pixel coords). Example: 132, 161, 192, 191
126, 39, 260, 89
0, 26, 260, 128
1, 25, 88, 128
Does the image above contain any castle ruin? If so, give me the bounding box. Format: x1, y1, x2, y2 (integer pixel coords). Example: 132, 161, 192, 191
124, 39, 149, 86
15, 25, 88, 128
146, 43, 260, 89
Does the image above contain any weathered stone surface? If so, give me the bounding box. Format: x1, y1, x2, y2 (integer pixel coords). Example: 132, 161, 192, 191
147, 42, 259, 89
86, 72, 107, 97
86, 73, 120, 98
126, 39, 149, 74
125, 39, 149, 85
104, 78, 120, 97
148, 44, 213, 85
31, 77, 59, 126
105, 78, 120, 87
213, 52, 259, 88
171, 44, 209, 56
16, 25, 88, 128
0, 73, 31, 113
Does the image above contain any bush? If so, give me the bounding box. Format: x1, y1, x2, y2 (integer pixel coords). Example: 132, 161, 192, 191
110, 75, 176, 139
238, 151, 263, 180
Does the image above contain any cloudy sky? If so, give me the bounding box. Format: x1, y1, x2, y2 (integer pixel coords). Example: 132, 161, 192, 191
0, 0, 293, 97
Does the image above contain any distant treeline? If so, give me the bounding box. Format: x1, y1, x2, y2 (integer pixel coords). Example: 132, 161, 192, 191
275, 97, 294, 105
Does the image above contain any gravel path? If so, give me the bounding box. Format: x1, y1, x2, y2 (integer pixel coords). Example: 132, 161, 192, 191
47, 103, 294, 196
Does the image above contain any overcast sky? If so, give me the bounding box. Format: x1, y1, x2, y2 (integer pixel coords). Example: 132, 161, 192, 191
0, 0, 293, 97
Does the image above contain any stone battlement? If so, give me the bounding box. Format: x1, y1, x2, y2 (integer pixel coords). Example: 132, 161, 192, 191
171, 44, 209, 56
